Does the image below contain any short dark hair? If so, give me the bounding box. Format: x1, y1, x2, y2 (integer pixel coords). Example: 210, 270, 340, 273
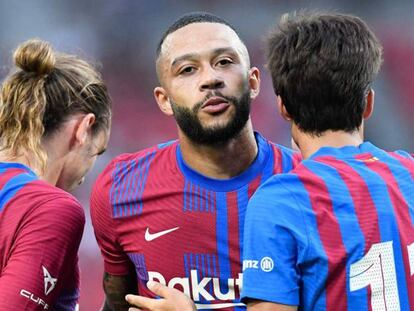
156, 12, 240, 58
266, 12, 383, 134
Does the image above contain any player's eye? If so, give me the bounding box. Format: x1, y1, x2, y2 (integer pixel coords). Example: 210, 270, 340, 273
216, 58, 233, 66
179, 66, 196, 75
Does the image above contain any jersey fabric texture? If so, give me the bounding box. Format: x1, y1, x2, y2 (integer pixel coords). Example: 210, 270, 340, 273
0, 162, 85, 311
241, 142, 414, 311
91, 132, 300, 310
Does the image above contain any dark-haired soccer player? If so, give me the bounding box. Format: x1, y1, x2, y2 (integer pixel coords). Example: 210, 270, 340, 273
90, 12, 299, 311
125, 11, 414, 311
242, 12, 414, 311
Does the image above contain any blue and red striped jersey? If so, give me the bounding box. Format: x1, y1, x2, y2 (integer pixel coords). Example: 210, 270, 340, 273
0, 162, 84, 311
241, 142, 414, 311
90, 132, 300, 310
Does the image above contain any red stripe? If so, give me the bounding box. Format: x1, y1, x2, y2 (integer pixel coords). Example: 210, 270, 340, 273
317, 156, 382, 310
247, 175, 261, 199
297, 166, 348, 310
271, 144, 284, 175
292, 152, 302, 169
363, 156, 414, 307
226, 191, 240, 285
0, 168, 27, 189
390, 152, 414, 181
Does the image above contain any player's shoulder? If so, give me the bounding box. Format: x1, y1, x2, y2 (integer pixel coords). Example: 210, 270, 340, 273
15, 179, 84, 223
93, 139, 179, 187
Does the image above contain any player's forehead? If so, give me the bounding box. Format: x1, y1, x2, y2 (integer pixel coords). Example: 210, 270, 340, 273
160, 22, 248, 65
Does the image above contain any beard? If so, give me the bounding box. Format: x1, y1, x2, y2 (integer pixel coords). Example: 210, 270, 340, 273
170, 87, 251, 146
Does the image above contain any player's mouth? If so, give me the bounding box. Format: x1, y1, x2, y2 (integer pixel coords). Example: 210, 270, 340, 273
201, 96, 230, 114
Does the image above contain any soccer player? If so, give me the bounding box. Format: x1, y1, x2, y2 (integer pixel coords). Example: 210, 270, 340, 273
241, 12, 414, 310
90, 12, 299, 311
0, 39, 111, 310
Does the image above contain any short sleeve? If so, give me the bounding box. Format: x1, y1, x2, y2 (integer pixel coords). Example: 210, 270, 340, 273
240, 175, 308, 306
90, 162, 130, 275
0, 193, 84, 311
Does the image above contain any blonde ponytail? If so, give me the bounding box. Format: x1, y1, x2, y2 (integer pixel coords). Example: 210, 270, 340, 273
0, 39, 55, 173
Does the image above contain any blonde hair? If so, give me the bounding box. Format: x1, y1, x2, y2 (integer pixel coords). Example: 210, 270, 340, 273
0, 39, 111, 173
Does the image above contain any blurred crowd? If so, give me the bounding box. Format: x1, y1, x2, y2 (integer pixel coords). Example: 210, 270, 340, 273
0, 0, 413, 309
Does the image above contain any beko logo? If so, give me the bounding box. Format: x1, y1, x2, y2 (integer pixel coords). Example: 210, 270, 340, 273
20, 289, 49, 310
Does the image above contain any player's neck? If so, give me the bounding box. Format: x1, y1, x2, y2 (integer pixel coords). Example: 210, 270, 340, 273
297, 129, 364, 159
178, 122, 258, 179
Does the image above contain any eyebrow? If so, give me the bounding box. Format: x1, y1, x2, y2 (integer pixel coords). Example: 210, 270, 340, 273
171, 47, 238, 68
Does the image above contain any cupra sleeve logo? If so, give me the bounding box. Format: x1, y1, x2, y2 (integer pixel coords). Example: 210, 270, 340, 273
42, 266, 57, 295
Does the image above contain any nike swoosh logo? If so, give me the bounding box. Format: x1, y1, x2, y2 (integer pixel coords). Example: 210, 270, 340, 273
145, 227, 179, 241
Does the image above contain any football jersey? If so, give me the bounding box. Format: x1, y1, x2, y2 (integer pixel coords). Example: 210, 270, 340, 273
0, 162, 85, 311
91, 132, 300, 310
241, 142, 414, 310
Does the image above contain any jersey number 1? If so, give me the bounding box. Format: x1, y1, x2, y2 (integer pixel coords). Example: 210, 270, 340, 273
349, 241, 414, 311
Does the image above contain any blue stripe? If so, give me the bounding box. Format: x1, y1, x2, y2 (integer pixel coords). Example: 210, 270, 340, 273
121, 160, 136, 216
210, 191, 215, 213
288, 174, 328, 310
303, 161, 368, 311
386, 153, 414, 226
205, 190, 209, 212
118, 162, 131, 217
194, 184, 199, 212
183, 180, 188, 212
184, 254, 189, 278
132, 156, 145, 214
199, 188, 204, 212
189, 253, 194, 271
127, 160, 140, 215
131, 153, 149, 215
394, 150, 414, 160
110, 163, 121, 217
346, 159, 409, 309
280, 145, 296, 173
262, 146, 275, 181
157, 140, 176, 149
137, 151, 156, 214
212, 254, 218, 277
188, 182, 193, 212
0, 171, 37, 212
216, 192, 231, 295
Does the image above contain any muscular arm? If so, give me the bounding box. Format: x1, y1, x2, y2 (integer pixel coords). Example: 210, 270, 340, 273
101, 271, 137, 311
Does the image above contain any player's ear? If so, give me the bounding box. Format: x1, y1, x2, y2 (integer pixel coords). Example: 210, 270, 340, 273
277, 95, 292, 121
248, 67, 260, 100
154, 86, 174, 116
363, 89, 374, 120
74, 113, 96, 147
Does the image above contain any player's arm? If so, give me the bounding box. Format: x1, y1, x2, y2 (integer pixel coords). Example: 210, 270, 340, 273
101, 271, 137, 311
91, 163, 138, 311
0, 195, 84, 310
241, 176, 306, 308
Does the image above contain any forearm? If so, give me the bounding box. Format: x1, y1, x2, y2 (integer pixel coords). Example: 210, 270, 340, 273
102, 272, 137, 311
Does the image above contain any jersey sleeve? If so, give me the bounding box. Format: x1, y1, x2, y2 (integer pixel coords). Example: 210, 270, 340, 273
0, 193, 84, 311
240, 175, 308, 306
90, 161, 131, 275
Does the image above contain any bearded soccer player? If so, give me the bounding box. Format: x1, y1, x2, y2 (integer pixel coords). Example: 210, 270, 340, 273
241, 12, 414, 311
90, 12, 299, 311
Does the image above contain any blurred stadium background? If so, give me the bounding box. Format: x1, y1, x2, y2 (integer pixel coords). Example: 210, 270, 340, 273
0, 0, 413, 309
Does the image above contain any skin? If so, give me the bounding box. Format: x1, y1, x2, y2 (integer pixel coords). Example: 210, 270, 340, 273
0, 113, 109, 192
102, 21, 261, 311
